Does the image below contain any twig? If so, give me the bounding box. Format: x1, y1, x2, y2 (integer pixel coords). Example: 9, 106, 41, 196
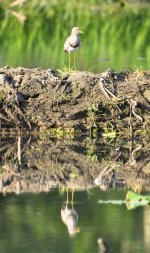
3, 165, 20, 176
0, 114, 13, 124
98, 79, 122, 113
126, 145, 142, 166
127, 99, 143, 123
0, 145, 9, 153
104, 86, 117, 98
18, 136, 21, 165
98, 79, 111, 99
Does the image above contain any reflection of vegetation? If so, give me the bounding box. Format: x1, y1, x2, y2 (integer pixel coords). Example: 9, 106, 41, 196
98, 190, 150, 210
0, 1, 149, 71
86, 139, 98, 161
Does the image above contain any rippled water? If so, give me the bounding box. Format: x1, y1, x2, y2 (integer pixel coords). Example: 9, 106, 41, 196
0, 189, 150, 253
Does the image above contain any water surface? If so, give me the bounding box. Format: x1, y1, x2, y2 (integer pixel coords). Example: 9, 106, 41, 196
0, 189, 150, 253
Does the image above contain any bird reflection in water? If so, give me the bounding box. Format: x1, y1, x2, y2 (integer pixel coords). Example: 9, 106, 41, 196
97, 238, 110, 253
61, 188, 80, 237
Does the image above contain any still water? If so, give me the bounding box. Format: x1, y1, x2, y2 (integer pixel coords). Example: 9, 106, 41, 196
0, 189, 150, 253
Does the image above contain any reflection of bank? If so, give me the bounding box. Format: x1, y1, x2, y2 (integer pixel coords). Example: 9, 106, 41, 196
61, 188, 80, 236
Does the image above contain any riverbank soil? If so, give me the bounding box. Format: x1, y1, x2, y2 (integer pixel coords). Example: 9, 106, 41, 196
0, 67, 149, 136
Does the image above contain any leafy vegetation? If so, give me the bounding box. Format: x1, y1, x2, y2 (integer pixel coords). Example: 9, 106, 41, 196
126, 191, 150, 210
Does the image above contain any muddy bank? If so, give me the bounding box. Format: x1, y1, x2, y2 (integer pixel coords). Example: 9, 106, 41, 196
0, 67, 150, 194
0, 67, 150, 136
0, 135, 150, 194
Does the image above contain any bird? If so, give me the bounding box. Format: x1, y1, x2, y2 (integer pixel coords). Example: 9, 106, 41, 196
97, 238, 110, 253
61, 187, 80, 236
61, 206, 80, 236
64, 27, 83, 72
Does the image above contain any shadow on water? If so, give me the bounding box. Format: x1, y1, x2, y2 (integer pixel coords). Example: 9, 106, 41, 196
0, 1, 149, 71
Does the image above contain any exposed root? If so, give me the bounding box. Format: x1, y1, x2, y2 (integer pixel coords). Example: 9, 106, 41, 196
126, 144, 142, 166
127, 99, 143, 123
98, 78, 122, 113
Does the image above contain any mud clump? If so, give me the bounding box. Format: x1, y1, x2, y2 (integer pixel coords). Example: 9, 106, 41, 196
0, 67, 149, 136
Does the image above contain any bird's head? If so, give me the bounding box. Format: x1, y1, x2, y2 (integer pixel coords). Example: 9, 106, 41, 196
71, 27, 83, 35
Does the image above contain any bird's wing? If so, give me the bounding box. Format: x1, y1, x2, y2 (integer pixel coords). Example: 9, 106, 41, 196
64, 36, 80, 51
64, 37, 70, 52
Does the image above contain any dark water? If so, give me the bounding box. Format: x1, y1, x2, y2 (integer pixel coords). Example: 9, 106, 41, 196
0, 189, 150, 253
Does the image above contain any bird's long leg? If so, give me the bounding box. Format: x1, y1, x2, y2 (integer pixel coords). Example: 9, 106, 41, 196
66, 187, 69, 205
73, 53, 76, 71
71, 189, 74, 208
69, 52, 71, 73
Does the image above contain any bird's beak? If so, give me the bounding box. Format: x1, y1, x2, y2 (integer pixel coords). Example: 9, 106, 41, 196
79, 30, 84, 34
